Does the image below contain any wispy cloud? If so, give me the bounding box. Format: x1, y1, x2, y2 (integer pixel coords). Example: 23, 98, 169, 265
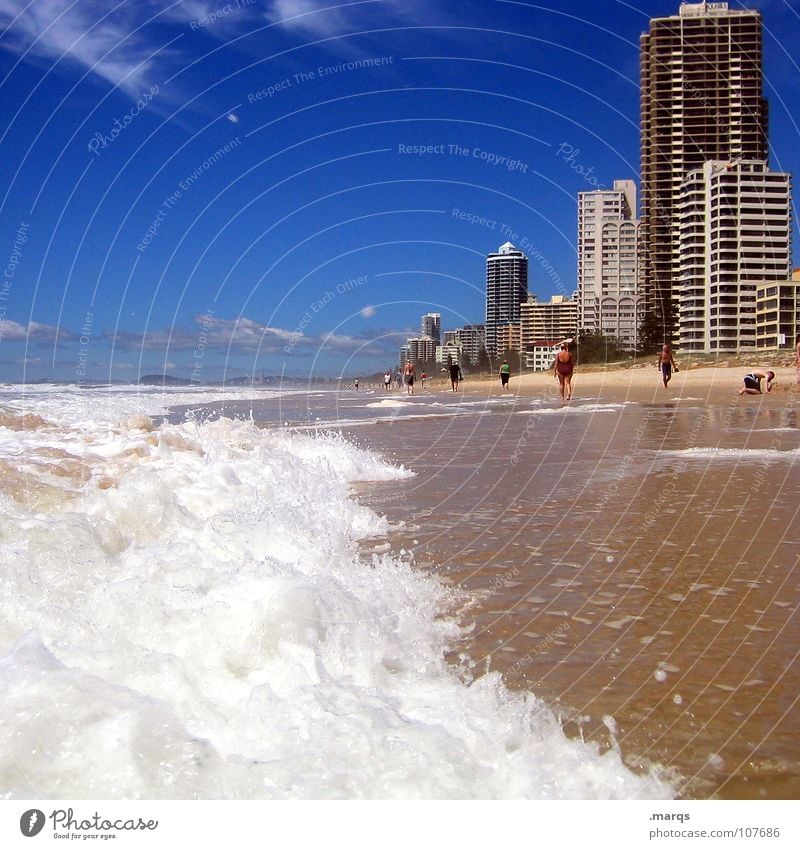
0, 0, 157, 93
104, 313, 389, 356
0, 0, 257, 95
264, 0, 426, 38
0, 318, 75, 343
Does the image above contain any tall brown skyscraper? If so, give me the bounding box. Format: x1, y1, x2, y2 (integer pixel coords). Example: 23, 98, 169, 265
640, 1, 768, 342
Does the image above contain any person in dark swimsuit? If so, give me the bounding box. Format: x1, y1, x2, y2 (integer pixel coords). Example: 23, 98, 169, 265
449, 361, 461, 392
658, 344, 678, 388
552, 344, 574, 401
403, 360, 416, 395
739, 370, 775, 395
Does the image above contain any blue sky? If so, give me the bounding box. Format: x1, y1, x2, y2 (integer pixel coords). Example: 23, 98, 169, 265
0, 0, 798, 382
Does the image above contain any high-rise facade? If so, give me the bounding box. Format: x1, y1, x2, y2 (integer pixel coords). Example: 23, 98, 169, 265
454, 324, 486, 366
640, 2, 768, 341
577, 180, 642, 348
520, 295, 578, 345
485, 242, 528, 358
419, 313, 442, 344
678, 160, 791, 352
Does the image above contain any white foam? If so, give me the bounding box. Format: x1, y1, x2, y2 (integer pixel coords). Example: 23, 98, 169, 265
660, 447, 800, 461
365, 399, 418, 408
0, 386, 672, 800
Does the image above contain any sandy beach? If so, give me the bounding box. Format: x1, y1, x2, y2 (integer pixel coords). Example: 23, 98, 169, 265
349, 362, 800, 799
453, 363, 800, 406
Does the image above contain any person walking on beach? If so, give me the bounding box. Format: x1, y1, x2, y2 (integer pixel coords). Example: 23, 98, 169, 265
795, 334, 800, 385
449, 361, 461, 392
384, 370, 392, 392
738, 369, 775, 395
552, 343, 574, 401
499, 359, 511, 392
657, 344, 678, 388
403, 360, 416, 395
354, 377, 359, 391
420, 371, 427, 389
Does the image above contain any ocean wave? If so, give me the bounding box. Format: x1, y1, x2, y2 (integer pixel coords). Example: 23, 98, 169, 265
0, 389, 672, 799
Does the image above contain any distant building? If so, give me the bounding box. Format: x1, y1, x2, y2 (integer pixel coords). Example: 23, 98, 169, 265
520, 295, 577, 347
405, 336, 437, 363
455, 324, 486, 366
678, 160, 791, 352
755, 279, 800, 351
524, 340, 562, 372
397, 344, 410, 370
436, 341, 463, 364
577, 180, 642, 349
495, 322, 521, 354
486, 242, 528, 358
420, 313, 442, 344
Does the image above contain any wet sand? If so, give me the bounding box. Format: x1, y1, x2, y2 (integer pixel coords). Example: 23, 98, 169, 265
349, 366, 800, 799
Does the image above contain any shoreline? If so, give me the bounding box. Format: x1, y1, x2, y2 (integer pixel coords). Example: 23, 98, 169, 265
426, 364, 800, 407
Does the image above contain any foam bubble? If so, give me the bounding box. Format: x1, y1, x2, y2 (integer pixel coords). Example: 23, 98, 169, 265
0, 387, 673, 799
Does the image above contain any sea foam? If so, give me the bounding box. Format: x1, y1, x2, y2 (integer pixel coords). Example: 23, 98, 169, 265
0, 386, 672, 799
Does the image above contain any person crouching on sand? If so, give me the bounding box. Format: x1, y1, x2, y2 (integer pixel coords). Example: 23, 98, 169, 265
738, 370, 775, 395
657, 344, 678, 388
552, 343, 574, 401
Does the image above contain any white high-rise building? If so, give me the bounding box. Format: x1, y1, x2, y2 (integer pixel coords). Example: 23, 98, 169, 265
640, 2, 768, 341
577, 180, 642, 349
420, 313, 442, 344
485, 242, 528, 358
678, 160, 791, 352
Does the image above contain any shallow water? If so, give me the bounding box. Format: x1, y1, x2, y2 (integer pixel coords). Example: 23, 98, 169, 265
0, 383, 673, 800
344, 393, 800, 798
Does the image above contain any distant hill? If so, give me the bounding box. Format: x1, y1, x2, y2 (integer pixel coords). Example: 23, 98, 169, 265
138, 374, 192, 386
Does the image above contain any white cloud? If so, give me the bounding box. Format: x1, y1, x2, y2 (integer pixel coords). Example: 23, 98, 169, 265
265, 0, 425, 37
0, 318, 73, 343
0, 0, 258, 95
0, 0, 162, 93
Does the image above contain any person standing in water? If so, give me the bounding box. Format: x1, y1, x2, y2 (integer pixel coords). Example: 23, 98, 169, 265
403, 360, 416, 395
384, 370, 392, 392
552, 344, 574, 401
657, 344, 678, 388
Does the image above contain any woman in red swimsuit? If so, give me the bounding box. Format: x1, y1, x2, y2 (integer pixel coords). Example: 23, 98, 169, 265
553, 343, 575, 401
